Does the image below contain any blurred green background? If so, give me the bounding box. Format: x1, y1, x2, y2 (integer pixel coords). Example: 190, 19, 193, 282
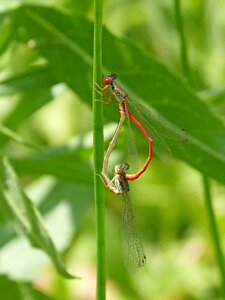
0, 0, 225, 299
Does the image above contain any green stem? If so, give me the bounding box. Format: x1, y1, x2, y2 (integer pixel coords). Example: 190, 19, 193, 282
92, 0, 105, 299
203, 177, 225, 295
174, 0, 193, 86
174, 1, 225, 296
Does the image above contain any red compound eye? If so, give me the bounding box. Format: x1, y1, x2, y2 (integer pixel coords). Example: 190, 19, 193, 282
103, 77, 111, 85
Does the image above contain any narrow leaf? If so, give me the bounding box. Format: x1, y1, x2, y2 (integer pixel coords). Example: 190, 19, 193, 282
0, 157, 78, 279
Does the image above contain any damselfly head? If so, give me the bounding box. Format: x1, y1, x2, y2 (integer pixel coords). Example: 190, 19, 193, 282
103, 73, 117, 85
115, 162, 130, 174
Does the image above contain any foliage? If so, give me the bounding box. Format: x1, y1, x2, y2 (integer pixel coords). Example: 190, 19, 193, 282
0, 1, 225, 299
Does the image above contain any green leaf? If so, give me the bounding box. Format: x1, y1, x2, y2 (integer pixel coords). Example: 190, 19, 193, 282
0, 276, 53, 300
1, 5, 225, 183
0, 89, 53, 147
199, 87, 225, 118
0, 14, 15, 56
0, 177, 92, 281
0, 124, 41, 150
0, 157, 78, 279
0, 66, 58, 95
11, 132, 93, 184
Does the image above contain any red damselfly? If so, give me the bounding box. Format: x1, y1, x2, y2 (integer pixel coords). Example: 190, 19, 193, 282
97, 73, 188, 179
101, 100, 153, 182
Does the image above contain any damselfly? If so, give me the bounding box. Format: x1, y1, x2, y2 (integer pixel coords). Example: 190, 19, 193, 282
101, 162, 146, 271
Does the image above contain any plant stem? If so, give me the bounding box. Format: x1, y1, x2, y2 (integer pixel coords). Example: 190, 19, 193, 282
174, 1, 225, 296
203, 177, 225, 296
174, 0, 193, 86
92, 0, 105, 299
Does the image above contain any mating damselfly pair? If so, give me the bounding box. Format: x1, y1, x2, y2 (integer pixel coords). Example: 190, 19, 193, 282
97, 73, 189, 271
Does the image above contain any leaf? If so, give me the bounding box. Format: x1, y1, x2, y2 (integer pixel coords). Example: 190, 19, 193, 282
0, 66, 58, 95
0, 89, 53, 147
1, 5, 225, 183
0, 177, 92, 281
11, 132, 93, 184
0, 276, 53, 300
0, 14, 15, 56
0, 157, 78, 279
0, 124, 40, 151
199, 87, 225, 118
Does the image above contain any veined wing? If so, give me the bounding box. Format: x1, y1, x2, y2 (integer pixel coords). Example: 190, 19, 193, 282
120, 194, 146, 271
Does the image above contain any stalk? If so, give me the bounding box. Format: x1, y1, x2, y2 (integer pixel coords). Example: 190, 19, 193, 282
174, 0, 225, 296
92, 0, 105, 298
203, 177, 225, 295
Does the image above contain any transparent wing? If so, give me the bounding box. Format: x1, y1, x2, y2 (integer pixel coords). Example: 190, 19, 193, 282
128, 97, 189, 163
120, 194, 146, 271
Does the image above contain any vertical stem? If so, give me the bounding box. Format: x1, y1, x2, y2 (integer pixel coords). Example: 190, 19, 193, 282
202, 177, 225, 295
174, 0, 193, 86
92, 0, 105, 299
174, 1, 225, 296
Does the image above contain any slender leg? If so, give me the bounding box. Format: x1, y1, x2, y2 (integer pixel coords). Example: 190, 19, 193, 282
94, 83, 115, 103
